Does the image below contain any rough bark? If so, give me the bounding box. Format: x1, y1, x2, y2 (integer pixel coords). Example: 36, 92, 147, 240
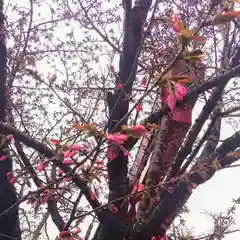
0, 1, 21, 239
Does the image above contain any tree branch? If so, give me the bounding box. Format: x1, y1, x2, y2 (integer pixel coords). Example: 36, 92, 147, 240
132, 130, 240, 239
143, 65, 240, 125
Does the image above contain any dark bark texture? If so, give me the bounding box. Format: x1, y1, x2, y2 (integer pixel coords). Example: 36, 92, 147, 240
0, 1, 21, 239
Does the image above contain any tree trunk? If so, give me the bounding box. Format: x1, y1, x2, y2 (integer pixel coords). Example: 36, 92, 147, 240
0, 1, 21, 239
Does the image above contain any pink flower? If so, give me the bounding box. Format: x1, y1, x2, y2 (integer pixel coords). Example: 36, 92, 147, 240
96, 159, 103, 164
136, 104, 143, 112
96, 165, 103, 169
0, 156, 6, 161
64, 177, 72, 181
107, 146, 119, 161
110, 204, 118, 213
116, 83, 123, 89
75, 227, 81, 233
49, 139, 60, 145
8, 177, 16, 184
63, 158, 75, 165
161, 84, 187, 111
38, 162, 45, 171
130, 125, 147, 136
106, 133, 128, 145
172, 15, 182, 33
6, 172, 15, 184
161, 234, 168, 240
69, 144, 82, 151
64, 151, 77, 158
6, 172, 13, 177
153, 196, 161, 204
6, 135, 13, 141
141, 77, 147, 86
191, 182, 197, 189
175, 83, 187, 100
110, 64, 115, 72
134, 183, 145, 192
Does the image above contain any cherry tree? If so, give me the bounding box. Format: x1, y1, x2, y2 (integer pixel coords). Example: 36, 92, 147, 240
0, 0, 240, 239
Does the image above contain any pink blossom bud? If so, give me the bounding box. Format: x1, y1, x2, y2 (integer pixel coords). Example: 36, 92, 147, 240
63, 158, 75, 165
6, 135, 13, 141
8, 177, 16, 184
38, 162, 45, 171
0, 156, 6, 161
116, 83, 123, 89
110, 204, 118, 213
64, 177, 72, 181
136, 104, 143, 112
96, 160, 103, 164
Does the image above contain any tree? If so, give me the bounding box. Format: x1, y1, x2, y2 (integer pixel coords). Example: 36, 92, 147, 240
0, 0, 240, 239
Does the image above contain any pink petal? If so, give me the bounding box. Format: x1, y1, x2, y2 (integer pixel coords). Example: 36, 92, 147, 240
6, 172, 13, 177
116, 83, 123, 89
75, 227, 81, 233
191, 182, 197, 189
161, 234, 168, 240
49, 139, 60, 145
63, 158, 75, 165
38, 162, 45, 171
96, 159, 103, 164
175, 84, 187, 100
6, 135, 13, 141
153, 196, 161, 204
64, 151, 76, 158
136, 104, 143, 112
96, 165, 103, 169
140, 77, 147, 86
116, 133, 128, 142
134, 183, 145, 192
0, 156, 6, 161
106, 135, 120, 145
167, 94, 176, 111
110, 204, 118, 213
131, 125, 147, 136
64, 177, 72, 181
8, 177, 16, 184
107, 146, 119, 161
106, 133, 128, 145
110, 64, 115, 72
